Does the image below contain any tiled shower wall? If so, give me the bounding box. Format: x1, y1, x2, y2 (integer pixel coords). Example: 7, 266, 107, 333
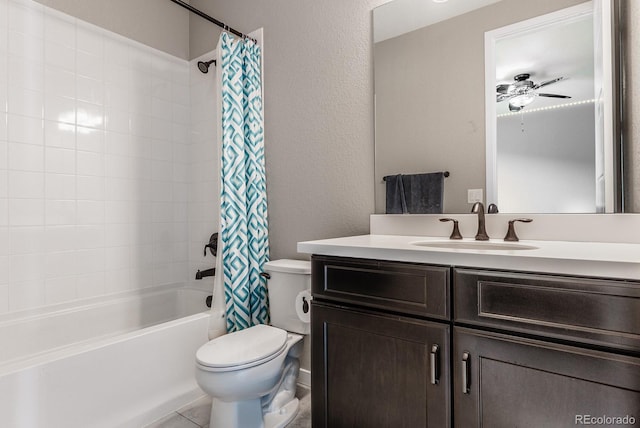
188, 51, 219, 290
0, 0, 199, 314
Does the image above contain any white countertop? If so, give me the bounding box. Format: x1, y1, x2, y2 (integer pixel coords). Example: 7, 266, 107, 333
297, 235, 640, 281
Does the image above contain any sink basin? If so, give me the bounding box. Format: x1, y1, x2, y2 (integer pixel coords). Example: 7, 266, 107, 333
412, 240, 538, 251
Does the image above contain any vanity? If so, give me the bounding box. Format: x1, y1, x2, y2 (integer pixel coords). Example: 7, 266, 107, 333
299, 226, 640, 428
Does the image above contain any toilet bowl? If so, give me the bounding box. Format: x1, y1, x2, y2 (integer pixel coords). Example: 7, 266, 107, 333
195, 259, 311, 428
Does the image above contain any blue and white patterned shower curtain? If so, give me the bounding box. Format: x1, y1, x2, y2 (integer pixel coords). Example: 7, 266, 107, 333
219, 32, 269, 333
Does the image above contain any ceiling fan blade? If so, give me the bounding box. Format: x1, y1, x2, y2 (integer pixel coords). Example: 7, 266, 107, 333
496, 93, 516, 102
496, 84, 510, 94
538, 93, 571, 99
534, 76, 566, 89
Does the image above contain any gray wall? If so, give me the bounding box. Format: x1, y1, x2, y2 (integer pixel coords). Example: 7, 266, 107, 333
33, 0, 190, 59
190, 0, 383, 260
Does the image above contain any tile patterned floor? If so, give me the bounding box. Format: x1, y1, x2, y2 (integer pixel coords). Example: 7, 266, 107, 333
145, 385, 311, 428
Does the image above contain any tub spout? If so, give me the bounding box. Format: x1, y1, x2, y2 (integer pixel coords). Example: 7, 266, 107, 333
195, 268, 216, 280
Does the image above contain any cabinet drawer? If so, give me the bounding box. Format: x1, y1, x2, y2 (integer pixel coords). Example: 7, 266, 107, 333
454, 268, 640, 352
312, 255, 450, 320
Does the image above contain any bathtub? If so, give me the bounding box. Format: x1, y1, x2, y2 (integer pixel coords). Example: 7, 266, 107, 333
0, 284, 212, 428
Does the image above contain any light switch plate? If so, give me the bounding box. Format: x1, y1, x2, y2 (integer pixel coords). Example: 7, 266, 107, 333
468, 189, 483, 203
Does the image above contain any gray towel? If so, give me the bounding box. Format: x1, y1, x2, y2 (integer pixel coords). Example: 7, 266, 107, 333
385, 174, 408, 214
385, 172, 445, 214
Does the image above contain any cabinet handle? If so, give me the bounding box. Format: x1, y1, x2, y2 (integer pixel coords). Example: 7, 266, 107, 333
430, 344, 440, 385
462, 352, 471, 394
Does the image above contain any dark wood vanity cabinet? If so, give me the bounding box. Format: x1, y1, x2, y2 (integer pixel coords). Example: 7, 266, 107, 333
453, 268, 640, 428
310, 256, 640, 428
453, 327, 640, 427
311, 256, 451, 428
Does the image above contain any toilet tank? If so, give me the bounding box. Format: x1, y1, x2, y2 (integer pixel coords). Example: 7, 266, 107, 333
264, 259, 311, 335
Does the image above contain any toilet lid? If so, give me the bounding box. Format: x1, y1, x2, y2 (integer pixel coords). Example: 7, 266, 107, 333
196, 324, 288, 369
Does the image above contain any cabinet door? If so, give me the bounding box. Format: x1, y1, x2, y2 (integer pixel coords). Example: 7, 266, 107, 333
312, 302, 450, 428
454, 327, 640, 428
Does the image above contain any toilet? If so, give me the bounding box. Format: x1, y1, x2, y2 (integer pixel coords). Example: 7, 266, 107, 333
195, 259, 312, 428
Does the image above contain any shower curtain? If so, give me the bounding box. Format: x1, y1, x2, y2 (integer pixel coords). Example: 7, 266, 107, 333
218, 32, 270, 333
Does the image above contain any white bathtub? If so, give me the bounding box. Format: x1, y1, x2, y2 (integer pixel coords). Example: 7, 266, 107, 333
0, 284, 212, 428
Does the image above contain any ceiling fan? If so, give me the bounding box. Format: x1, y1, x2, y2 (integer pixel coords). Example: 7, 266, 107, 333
496, 73, 571, 112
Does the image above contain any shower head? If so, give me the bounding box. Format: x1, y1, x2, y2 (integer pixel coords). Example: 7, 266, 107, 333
197, 59, 216, 73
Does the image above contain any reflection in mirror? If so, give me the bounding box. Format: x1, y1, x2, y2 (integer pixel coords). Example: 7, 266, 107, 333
373, 0, 638, 214
486, 2, 605, 213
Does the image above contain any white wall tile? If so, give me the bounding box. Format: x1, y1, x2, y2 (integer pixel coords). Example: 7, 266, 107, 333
77, 151, 104, 176
0, 253, 7, 284
45, 250, 77, 278
105, 246, 130, 270
44, 11, 75, 49
75, 271, 105, 299
0, 199, 8, 226
8, 86, 43, 118
75, 224, 104, 249
9, 198, 44, 226
9, 226, 44, 255
74, 248, 104, 275
104, 39, 130, 68
105, 131, 131, 156
76, 100, 104, 129
77, 50, 103, 81
8, 1, 44, 38
44, 119, 75, 149
45, 275, 77, 304
8, 142, 44, 171
44, 225, 77, 252
44, 94, 75, 123
45, 147, 75, 174
0, 113, 7, 141
0, 285, 8, 314
9, 170, 44, 198
8, 30, 43, 63
45, 40, 75, 71
105, 268, 131, 293
9, 279, 44, 311
105, 108, 129, 134
77, 76, 103, 105
45, 199, 75, 225
44, 66, 75, 99
8, 55, 43, 92
76, 23, 103, 56
0, 227, 7, 257
0, 170, 6, 198
77, 200, 104, 224
0, 2, 198, 313
9, 252, 44, 282
0, 1, 8, 53
76, 127, 104, 153
77, 175, 104, 200
45, 173, 75, 200
8, 114, 43, 145
104, 223, 132, 247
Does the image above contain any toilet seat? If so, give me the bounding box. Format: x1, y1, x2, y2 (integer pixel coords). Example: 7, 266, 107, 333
196, 324, 288, 372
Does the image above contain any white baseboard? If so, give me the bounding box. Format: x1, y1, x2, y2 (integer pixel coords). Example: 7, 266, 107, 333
298, 368, 311, 388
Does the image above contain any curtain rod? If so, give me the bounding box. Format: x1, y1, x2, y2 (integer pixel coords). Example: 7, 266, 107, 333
169, 0, 256, 43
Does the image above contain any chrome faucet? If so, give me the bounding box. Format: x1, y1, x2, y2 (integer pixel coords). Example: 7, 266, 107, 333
471, 202, 490, 241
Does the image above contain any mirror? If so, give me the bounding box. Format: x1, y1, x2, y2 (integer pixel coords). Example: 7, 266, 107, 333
373, 0, 637, 214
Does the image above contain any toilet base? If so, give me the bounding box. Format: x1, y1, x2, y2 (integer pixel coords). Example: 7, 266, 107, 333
264, 397, 299, 428
210, 398, 264, 428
